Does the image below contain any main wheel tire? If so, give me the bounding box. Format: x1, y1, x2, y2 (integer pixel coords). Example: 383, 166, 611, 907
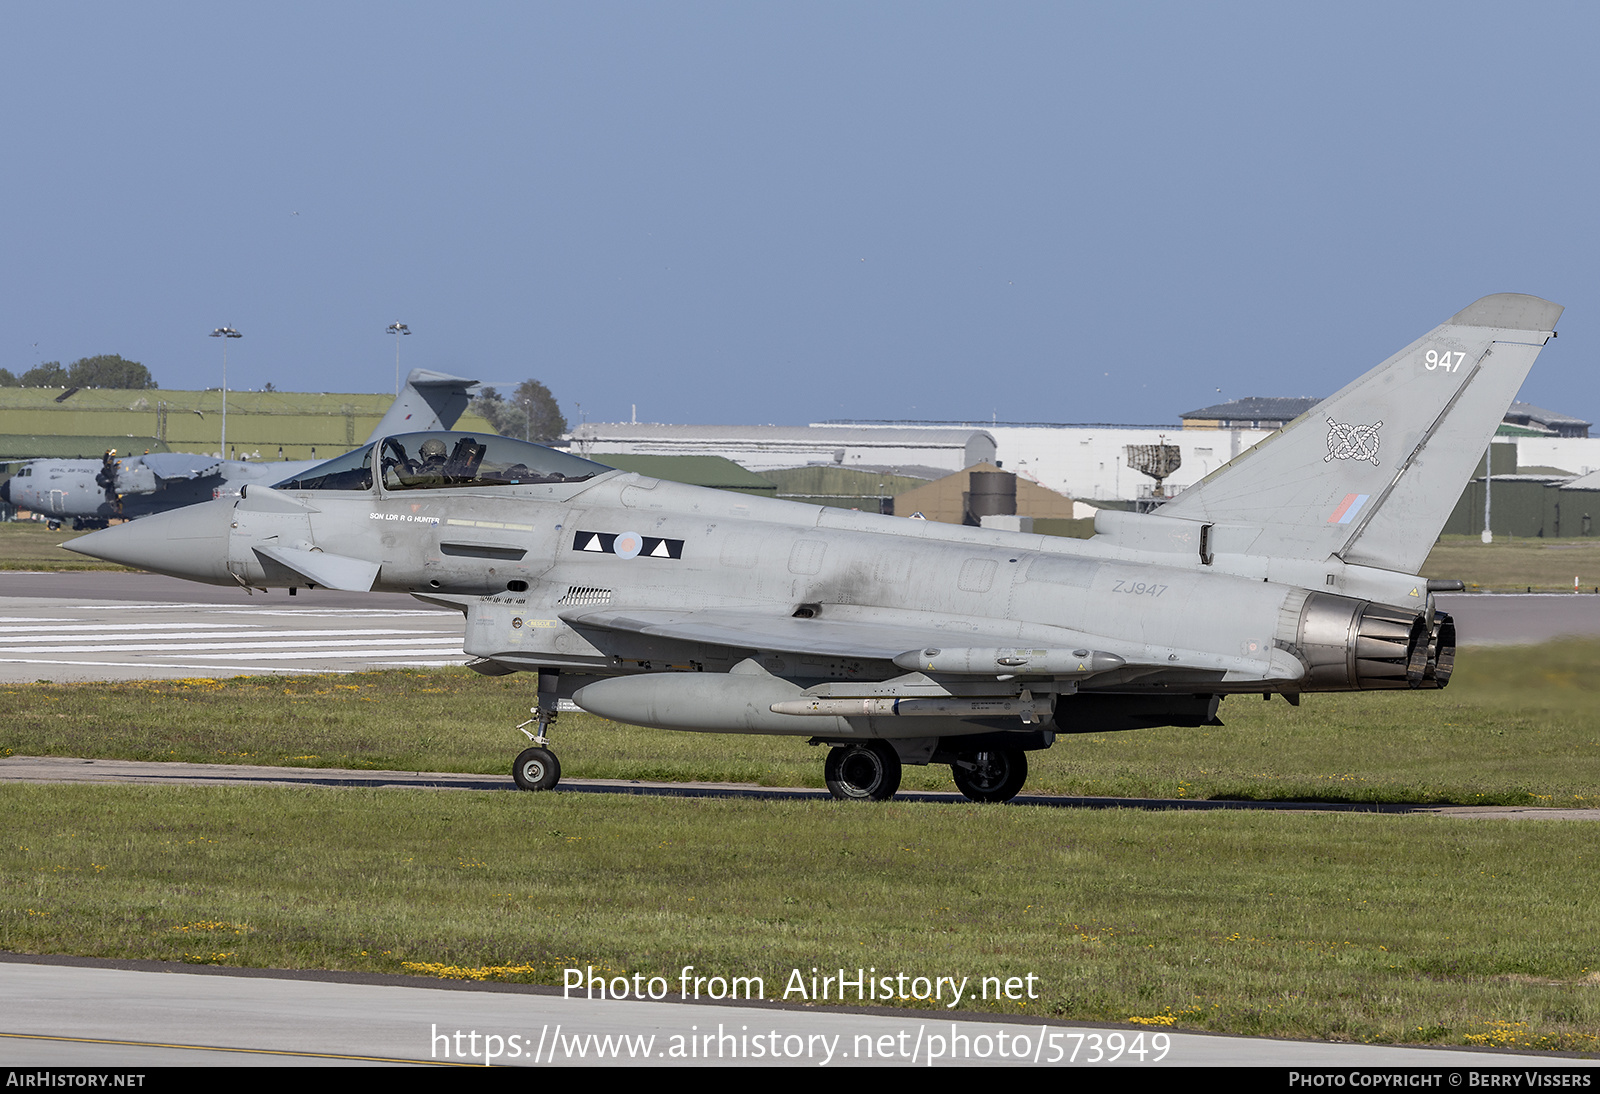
824, 741, 902, 801
512, 746, 561, 791
951, 748, 1028, 803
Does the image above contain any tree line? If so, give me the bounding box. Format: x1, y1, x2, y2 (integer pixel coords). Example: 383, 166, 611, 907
471, 379, 568, 442
1, 354, 157, 389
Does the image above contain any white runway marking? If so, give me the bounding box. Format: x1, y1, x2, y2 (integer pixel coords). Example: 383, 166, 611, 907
0, 593, 470, 681
0, 622, 253, 633
41, 602, 232, 612
234, 609, 447, 618
8, 635, 462, 652
0, 657, 468, 673
0, 645, 464, 657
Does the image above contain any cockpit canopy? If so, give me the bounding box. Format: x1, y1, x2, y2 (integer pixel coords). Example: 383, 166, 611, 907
274, 432, 612, 492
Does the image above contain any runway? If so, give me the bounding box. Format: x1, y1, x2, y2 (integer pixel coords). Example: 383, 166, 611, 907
4, 754, 1598, 819
0, 572, 462, 682
1434, 591, 1600, 645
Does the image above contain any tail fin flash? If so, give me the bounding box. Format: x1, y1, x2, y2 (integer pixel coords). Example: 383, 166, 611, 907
362, 368, 478, 443
1159, 294, 1562, 574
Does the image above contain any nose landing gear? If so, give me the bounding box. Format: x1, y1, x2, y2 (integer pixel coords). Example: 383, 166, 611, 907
511, 671, 562, 791
513, 744, 560, 791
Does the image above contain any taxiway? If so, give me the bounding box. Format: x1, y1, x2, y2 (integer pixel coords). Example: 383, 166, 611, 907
1, 957, 1579, 1068
0, 572, 460, 682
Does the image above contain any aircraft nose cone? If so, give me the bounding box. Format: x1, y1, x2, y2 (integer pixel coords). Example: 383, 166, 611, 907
63, 499, 237, 585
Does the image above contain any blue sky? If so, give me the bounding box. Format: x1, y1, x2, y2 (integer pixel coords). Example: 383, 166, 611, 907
3, 2, 1597, 428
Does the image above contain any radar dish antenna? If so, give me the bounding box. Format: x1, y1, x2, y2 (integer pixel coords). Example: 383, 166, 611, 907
1125, 437, 1183, 511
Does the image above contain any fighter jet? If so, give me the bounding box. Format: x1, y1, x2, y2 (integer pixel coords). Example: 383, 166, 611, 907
64, 295, 1561, 802
2, 369, 478, 529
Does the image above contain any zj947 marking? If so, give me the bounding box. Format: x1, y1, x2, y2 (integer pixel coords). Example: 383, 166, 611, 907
1112, 580, 1168, 596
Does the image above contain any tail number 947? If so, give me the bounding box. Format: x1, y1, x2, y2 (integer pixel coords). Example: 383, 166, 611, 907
1425, 349, 1466, 372
1112, 580, 1168, 597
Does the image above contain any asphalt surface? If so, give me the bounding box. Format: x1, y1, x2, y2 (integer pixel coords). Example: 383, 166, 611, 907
4, 755, 1598, 820
1, 957, 1579, 1068
0, 571, 443, 608
1434, 591, 1600, 644
0, 572, 461, 682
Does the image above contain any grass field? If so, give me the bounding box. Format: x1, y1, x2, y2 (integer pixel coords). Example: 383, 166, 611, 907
1424, 535, 1600, 593
3, 784, 1597, 1050
4, 642, 1599, 1050
5, 640, 1599, 806
0, 521, 126, 571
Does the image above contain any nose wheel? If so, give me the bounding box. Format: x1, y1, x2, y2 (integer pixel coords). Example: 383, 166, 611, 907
513, 746, 560, 791
512, 670, 563, 791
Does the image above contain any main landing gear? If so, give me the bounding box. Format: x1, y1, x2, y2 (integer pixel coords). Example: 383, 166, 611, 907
512, 671, 562, 791
822, 742, 1030, 804
950, 748, 1028, 803
824, 741, 902, 801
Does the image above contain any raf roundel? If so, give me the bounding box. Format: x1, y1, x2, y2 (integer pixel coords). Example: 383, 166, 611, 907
572, 530, 685, 559
613, 531, 643, 560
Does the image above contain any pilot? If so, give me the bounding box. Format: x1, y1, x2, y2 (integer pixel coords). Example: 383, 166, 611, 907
419, 438, 449, 469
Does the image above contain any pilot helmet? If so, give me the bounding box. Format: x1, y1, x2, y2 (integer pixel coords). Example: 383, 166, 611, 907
419, 438, 448, 461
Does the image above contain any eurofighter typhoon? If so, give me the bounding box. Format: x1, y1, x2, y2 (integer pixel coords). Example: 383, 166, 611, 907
66, 295, 1561, 802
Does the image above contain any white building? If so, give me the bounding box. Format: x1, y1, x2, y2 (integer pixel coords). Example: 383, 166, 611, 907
811, 421, 1276, 502
572, 407, 1600, 507
567, 423, 996, 479
1513, 437, 1600, 477
980, 424, 1274, 502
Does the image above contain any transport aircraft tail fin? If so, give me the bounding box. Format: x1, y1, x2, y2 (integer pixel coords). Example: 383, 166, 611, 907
1157, 294, 1562, 574
362, 368, 478, 443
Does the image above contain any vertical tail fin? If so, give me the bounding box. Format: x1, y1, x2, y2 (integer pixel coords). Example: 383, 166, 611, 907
362, 368, 478, 443
1159, 294, 1562, 574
